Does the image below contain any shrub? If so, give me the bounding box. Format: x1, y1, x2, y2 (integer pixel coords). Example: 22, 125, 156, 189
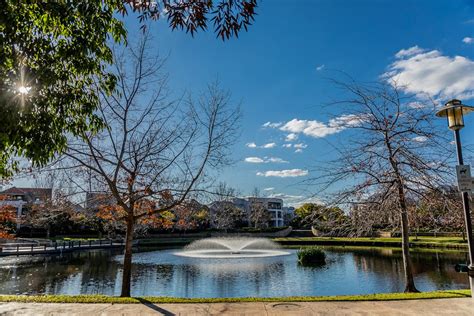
238, 226, 289, 233
297, 247, 326, 266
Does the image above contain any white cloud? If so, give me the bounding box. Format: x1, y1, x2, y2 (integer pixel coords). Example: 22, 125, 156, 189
282, 144, 292, 148
263, 187, 275, 191
276, 114, 364, 139
267, 193, 324, 207
329, 114, 365, 128
462, 37, 473, 44
406, 101, 426, 109
285, 133, 298, 142
244, 156, 288, 164
268, 193, 304, 200
412, 136, 428, 143
395, 45, 424, 58
262, 122, 282, 128
244, 157, 265, 163
295, 149, 303, 153
294, 143, 308, 149
256, 169, 309, 178
246, 142, 277, 149
267, 157, 289, 163
262, 142, 276, 148
280, 118, 338, 138
385, 46, 474, 99
316, 64, 325, 71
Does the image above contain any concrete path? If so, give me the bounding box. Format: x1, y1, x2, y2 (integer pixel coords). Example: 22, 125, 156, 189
0, 298, 473, 316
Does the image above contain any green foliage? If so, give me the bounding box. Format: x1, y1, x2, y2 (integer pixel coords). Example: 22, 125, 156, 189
0, 1, 126, 177
0, 2, 259, 178
294, 203, 321, 219
292, 203, 349, 234
124, 0, 258, 40
0, 290, 469, 304
297, 246, 326, 265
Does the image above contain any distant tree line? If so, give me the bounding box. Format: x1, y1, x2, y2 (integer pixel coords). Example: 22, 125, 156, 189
291, 186, 465, 238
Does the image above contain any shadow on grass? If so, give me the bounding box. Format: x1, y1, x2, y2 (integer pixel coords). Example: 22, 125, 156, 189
135, 298, 176, 315
443, 291, 471, 298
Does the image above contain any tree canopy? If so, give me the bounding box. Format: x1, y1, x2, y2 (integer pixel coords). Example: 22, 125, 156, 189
124, 0, 258, 39
0, 1, 126, 177
0, 1, 258, 178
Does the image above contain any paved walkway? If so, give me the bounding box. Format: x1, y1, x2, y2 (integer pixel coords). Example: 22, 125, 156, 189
0, 298, 473, 315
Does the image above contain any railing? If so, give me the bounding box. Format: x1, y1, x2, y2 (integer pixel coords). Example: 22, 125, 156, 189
0, 239, 124, 256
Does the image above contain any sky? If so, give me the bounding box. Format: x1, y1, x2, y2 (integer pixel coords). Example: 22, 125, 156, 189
12, 0, 474, 206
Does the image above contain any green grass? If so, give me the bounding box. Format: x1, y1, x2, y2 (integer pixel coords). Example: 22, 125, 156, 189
0, 290, 470, 304
274, 236, 467, 249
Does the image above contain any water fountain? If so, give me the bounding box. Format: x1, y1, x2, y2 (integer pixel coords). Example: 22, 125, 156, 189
174, 237, 290, 258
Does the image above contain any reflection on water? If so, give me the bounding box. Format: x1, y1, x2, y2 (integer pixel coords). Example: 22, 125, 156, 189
0, 247, 469, 297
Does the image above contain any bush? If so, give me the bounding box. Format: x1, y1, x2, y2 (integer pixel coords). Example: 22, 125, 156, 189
238, 226, 289, 233
297, 247, 326, 266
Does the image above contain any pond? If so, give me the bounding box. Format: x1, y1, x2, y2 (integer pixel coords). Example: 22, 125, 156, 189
0, 247, 469, 297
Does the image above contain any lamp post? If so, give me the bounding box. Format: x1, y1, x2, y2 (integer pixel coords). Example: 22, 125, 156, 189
436, 99, 474, 298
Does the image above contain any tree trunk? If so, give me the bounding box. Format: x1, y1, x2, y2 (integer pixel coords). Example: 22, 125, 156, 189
120, 215, 134, 297
397, 184, 419, 293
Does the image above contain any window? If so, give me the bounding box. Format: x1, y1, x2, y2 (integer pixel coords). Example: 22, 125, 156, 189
268, 202, 281, 209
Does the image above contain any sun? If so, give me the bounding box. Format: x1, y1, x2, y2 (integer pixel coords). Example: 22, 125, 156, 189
18, 86, 31, 95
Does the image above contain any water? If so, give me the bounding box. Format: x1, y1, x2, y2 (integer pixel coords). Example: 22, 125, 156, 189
0, 247, 469, 298
175, 237, 290, 258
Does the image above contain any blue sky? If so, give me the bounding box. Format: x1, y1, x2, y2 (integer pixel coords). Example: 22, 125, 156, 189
128, 0, 474, 205
13, 0, 474, 205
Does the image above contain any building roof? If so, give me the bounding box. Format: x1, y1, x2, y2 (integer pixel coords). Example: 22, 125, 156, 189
0, 187, 52, 199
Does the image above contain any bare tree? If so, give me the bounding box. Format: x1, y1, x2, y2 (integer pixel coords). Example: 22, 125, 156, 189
347, 188, 400, 236
58, 33, 240, 297
22, 192, 76, 238
313, 78, 454, 292
409, 186, 465, 237
246, 187, 268, 228
210, 182, 246, 229
211, 201, 246, 230
248, 202, 270, 229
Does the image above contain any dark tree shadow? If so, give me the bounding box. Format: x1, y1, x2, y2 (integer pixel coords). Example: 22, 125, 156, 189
135, 298, 176, 315
443, 291, 471, 298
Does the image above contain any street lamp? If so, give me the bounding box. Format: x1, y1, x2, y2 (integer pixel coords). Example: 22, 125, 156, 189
436, 99, 474, 298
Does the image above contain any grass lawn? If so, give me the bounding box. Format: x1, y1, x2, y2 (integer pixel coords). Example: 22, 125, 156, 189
274, 236, 467, 249
0, 290, 470, 304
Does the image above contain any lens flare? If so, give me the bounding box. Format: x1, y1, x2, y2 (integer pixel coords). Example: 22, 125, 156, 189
18, 86, 31, 95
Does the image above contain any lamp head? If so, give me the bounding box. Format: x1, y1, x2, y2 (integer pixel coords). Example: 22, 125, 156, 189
435, 99, 474, 130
